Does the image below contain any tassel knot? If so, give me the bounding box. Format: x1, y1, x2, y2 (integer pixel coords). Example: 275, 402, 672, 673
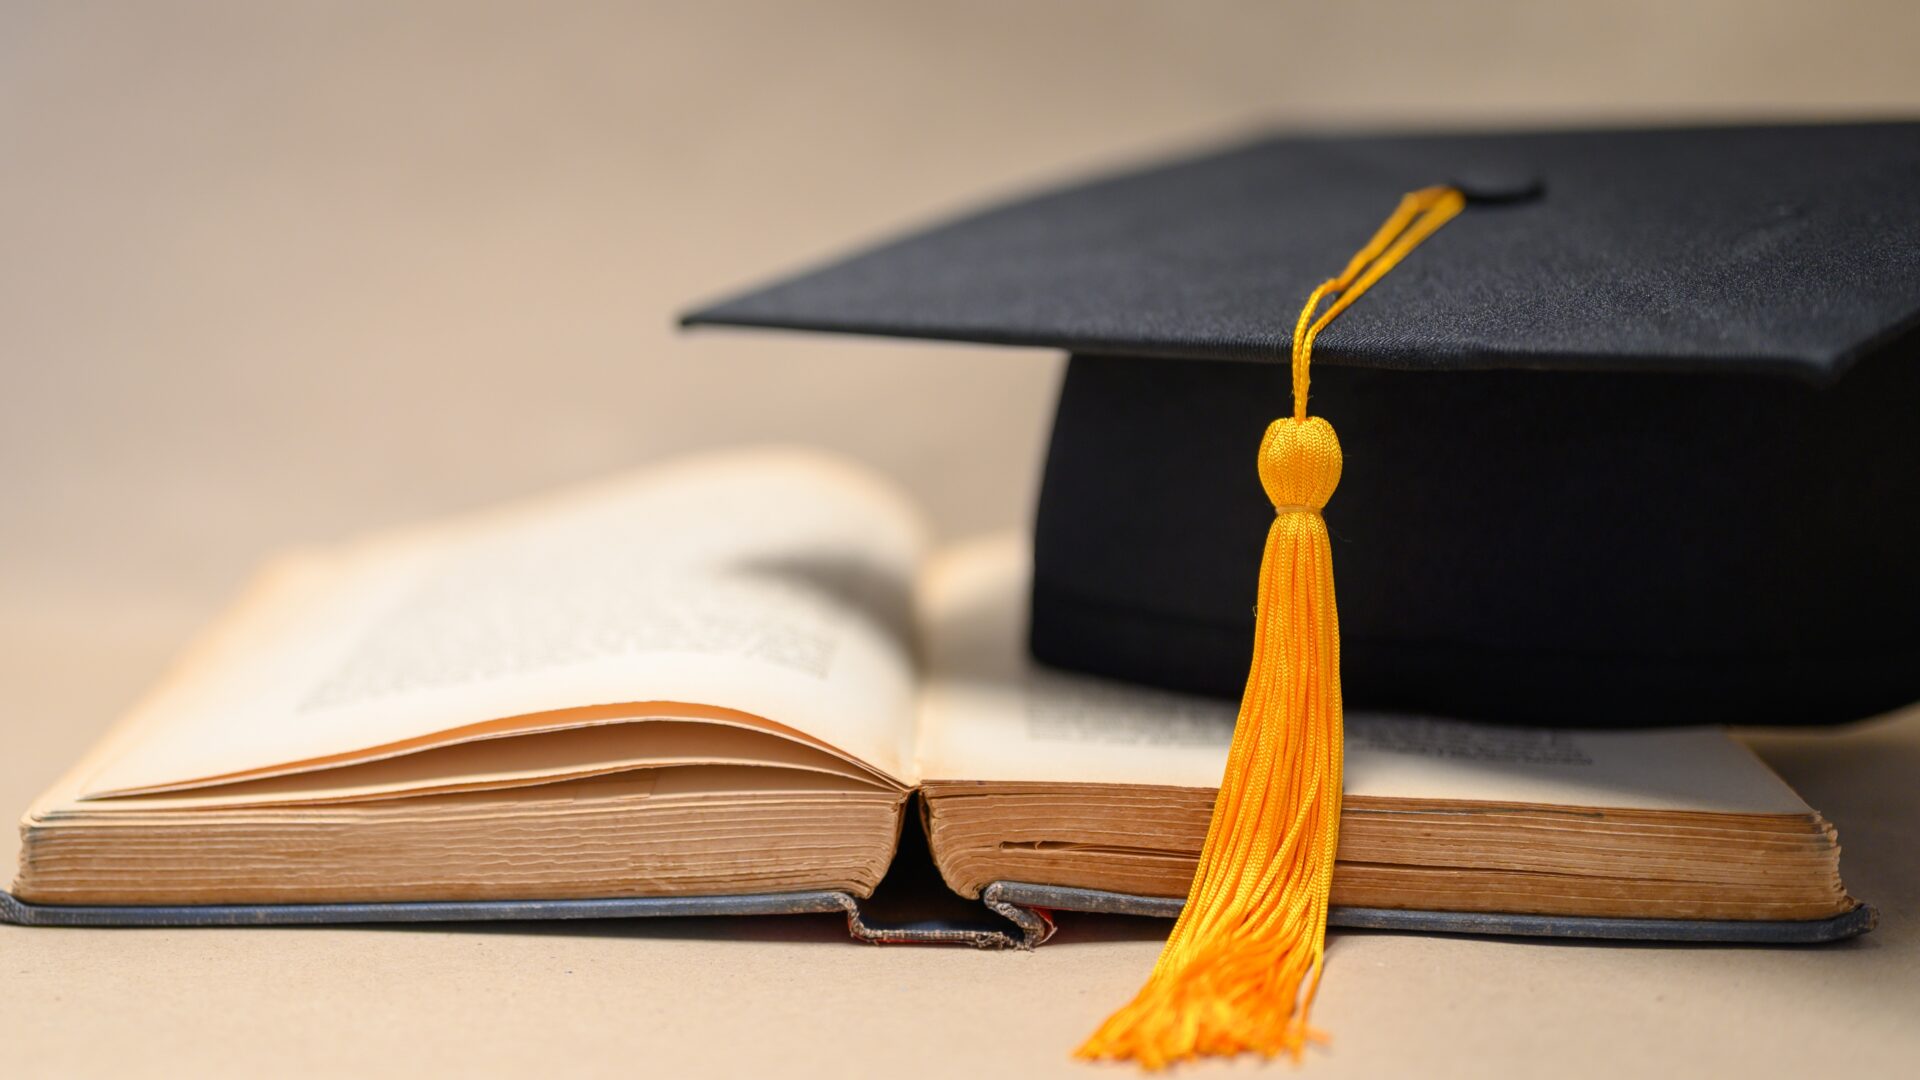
1259, 417, 1343, 512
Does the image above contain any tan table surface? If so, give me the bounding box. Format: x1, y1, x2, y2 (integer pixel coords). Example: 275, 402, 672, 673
4, 3, 1917, 1076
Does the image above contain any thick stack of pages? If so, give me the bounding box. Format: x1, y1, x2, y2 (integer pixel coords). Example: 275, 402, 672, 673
916, 539, 1849, 922
15, 453, 921, 905
10, 450, 1858, 933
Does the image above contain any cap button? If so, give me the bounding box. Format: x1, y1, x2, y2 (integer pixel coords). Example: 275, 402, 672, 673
1447, 169, 1545, 205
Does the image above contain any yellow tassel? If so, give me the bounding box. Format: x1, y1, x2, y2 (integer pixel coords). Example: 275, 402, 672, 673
1076, 186, 1465, 1069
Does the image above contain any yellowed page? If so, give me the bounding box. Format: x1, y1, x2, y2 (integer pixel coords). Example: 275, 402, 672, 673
79, 448, 927, 797
87, 720, 891, 810
915, 534, 1812, 815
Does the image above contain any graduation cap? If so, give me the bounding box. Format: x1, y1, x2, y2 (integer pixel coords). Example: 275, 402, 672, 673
683, 121, 1920, 1064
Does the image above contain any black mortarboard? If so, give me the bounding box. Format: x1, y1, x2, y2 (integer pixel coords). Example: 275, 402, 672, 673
686, 121, 1920, 1061
683, 121, 1920, 728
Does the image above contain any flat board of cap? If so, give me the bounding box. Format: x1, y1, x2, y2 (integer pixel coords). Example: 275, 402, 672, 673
684, 121, 1920, 384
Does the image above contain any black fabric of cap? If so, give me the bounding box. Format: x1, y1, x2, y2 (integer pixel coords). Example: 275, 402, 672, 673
685, 122, 1920, 384
683, 121, 1920, 726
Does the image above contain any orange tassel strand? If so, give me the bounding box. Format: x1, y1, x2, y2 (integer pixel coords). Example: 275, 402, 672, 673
1076, 186, 1465, 1069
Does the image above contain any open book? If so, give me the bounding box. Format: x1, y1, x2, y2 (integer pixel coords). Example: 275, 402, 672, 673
4, 450, 1870, 943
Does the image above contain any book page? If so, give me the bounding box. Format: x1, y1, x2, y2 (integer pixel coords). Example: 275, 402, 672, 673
79, 448, 928, 797
86, 719, 893, 811
915, 534, 1812, 815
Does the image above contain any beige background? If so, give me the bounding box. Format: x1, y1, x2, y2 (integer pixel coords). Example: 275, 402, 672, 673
3, 1, 1918, 1076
